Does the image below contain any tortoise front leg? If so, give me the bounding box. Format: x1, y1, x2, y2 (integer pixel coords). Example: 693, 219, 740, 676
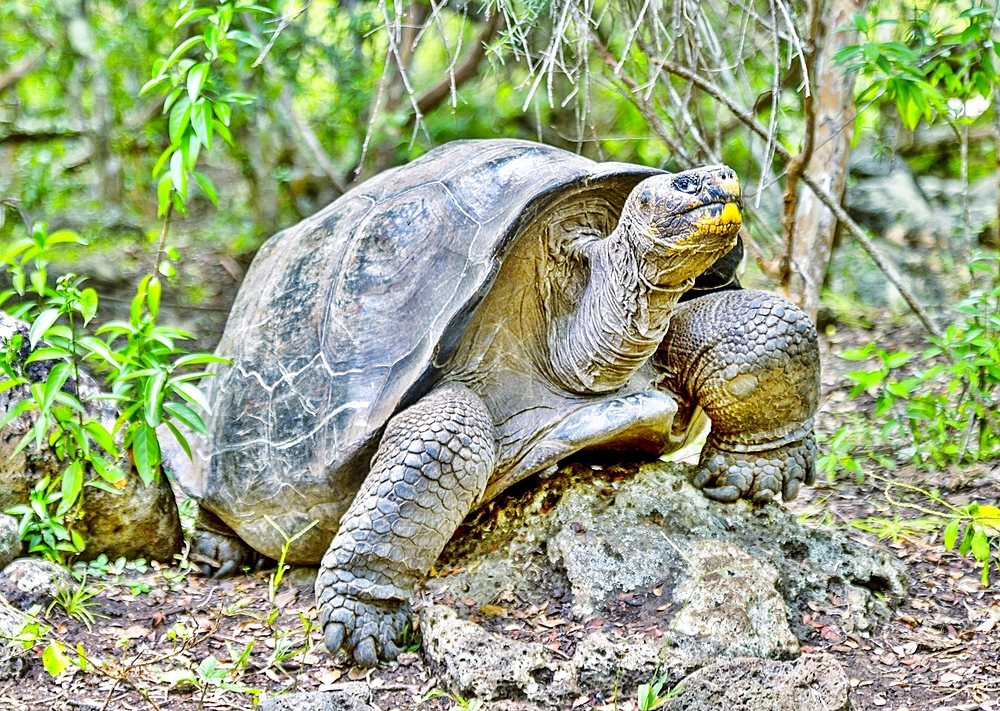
655, 289, 820, 503
316, 384, 496, 667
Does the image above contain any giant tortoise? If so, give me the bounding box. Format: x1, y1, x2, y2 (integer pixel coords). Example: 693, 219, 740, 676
173, 139, 820, 667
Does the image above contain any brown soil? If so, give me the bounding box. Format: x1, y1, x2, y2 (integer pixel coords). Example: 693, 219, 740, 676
1, 323, 998, 711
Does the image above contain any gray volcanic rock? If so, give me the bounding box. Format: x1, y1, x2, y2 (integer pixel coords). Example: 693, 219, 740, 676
258, 691, 376, 711
661, 654, 851, 711
0, 515, 22, 571
0, 558, 72, 610
420, 459, 906, 705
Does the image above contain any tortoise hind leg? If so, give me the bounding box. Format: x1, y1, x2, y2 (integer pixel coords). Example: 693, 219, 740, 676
655, 289, 820, 504
190, 508, 259, 577
316, 384, 496, 667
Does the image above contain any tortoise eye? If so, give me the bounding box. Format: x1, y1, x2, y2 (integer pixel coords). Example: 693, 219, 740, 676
673, 174, 700, 194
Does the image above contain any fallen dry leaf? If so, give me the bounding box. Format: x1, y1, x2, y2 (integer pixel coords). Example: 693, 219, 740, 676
273, 589, 298, 609
315, 668, 342, 685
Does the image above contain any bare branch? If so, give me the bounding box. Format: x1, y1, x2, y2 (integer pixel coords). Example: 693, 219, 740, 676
0, 127, 85, 145
0, 48, 45, 95
411, 12, 500, 118
656, 57, 943, 339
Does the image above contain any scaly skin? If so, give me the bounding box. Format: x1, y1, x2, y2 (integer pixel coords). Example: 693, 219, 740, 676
315, 385, 496, 667
655, 289, 820, 503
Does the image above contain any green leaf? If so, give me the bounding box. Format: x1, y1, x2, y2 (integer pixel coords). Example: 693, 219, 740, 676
173, 353, 230, 367
163, 401, 207, 434
163, 418, 192, 459
79, 336, 119, 370
170, 150, 188, 201
152, 145, 174, 178
139, 74, 170, 96
29, 309, 61, 349
79, 288, 98, 325
193, 172, 218, 206
147, 277, 161, 320
167, 96, 192, 146
144, 371, 167, 427
174, 7, 214, 28
42, 362, 72, 410
84, 421, 118, 457
212, 101, 231, 126
971, 528, 990, 563
191, 100, 212, 151
882, 351, 914, 369
225, 29, 261, 49
839, 345, 874, 361
58, 460, 83, 515
42, 642, 71, 677
212, 120, 233, 145
25, 347, 71, 363
943, 519, 960, 550
170, 381, 211, 413
131, 423, 161, 486
159, 36, 206, 76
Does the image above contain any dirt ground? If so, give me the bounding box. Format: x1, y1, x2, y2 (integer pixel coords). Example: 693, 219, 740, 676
0, 323, 997, 711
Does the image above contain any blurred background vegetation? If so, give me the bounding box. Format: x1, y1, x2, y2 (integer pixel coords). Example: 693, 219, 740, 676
1, 0, 999, 336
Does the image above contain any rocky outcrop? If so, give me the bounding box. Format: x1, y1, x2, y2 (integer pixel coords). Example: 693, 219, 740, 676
660, 654, 851, 711
0, 558, 73, 610
420, 459, 906, 707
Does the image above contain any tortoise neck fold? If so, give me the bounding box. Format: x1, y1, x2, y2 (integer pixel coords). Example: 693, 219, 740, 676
548, 225, 690, 395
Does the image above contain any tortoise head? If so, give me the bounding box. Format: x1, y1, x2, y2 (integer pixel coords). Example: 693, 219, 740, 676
620, 166, 742, 289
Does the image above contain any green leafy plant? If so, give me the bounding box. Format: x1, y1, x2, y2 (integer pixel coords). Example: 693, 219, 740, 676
421, 688, 483, 711
155, 653, 262, 705
0, 224, 225, 562
263, 515, 318, 605
831, 254, 1000, 474
47, 574, 106, 632
139, 0, 270, 225
836, 7, 999, 131
638, 671, 683, 711
872, 476, 1000, 586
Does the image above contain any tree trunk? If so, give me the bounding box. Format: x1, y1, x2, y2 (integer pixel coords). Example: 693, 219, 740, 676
66, 4, 122, 205
786, 0, 867, 321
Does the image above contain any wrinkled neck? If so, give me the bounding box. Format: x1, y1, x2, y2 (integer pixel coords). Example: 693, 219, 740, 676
548, 226, 691, 394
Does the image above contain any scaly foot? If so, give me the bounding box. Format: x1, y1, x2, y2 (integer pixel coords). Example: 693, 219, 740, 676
692, 432, 817, 503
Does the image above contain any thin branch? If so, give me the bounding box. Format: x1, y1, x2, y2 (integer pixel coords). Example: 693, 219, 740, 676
655, 57, 943, 339
590, 30, 692, 165
0, 127, 85, 145
244, 16, 348, 195
0, 48, 46, 94
778, 0, 820, 287
410, 12, 500, 119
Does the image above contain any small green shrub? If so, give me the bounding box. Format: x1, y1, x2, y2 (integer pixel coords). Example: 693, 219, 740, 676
0, 224, 225, 563
835, 253, 1000, 472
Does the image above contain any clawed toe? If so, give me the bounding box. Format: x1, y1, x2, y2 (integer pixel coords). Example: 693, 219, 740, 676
692, 433, 816, 506
324, 622, 345, 653
317, 587, 410, 667
354, 637, 378, 668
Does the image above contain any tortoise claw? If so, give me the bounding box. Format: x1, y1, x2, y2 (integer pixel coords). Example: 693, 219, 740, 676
692, 432, 817, 505
324, 622, 345, 655
354, 638, 378, 668
702, 485, 740, 502
316, 583, 411, 667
